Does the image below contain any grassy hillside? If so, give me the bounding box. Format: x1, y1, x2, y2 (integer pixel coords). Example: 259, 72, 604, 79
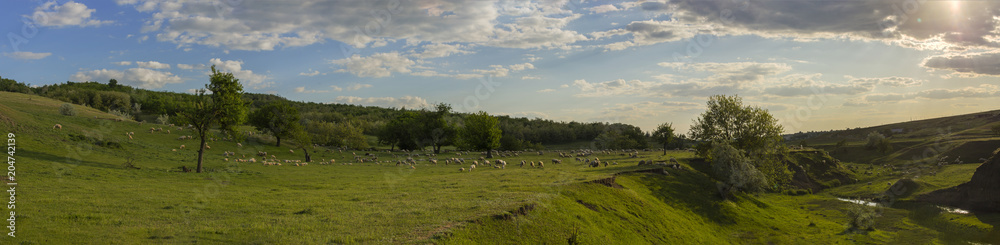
3, 91, 999, 244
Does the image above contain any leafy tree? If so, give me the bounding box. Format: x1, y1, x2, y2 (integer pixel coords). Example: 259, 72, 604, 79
108, 79, 118, 88
175, 67, 247, 173
419, 103, 455, 154
291, 127, 313, 162
651, 122, 675, 155
593, 123, 647, 150
91, 93, 105, 111
379, 111, 420, 150
690, 95, 788, 188
176, 89, 217, 173
690, 95, 784, 157
460, 111, 502, 158
207, 66, 248, 141
248, 101, 301, 147
306, 120, 369, 149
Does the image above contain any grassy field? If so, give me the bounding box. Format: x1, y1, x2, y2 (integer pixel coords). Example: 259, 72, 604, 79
3, 91, 1000, 244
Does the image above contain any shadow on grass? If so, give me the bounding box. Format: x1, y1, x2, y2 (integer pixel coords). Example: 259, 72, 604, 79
631, 168, 737, 225
19, 149, 122, 170
891, 201, 1000, 244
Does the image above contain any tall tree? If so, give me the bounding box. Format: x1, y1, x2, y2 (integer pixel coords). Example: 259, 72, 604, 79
689, 94, 787, 187
379, 111, 420, 150
206, 66, 248, 141
175, 66, 247, 173
651, 122, 675, 155
176, 89, 218, 173
460, 111, 502, 158
689, 95, 784, 157
108, 79, 118, 88
248, 101, 301, 147
421, 103, 455, 154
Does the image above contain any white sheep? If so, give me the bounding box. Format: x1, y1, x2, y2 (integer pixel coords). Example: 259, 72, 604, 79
460, 167, 466, 172
289, 149, 294, 153
470, 165, 476, 171
179, 145, 186, 149
237, 143, 243, 147
53, 124, 62, 130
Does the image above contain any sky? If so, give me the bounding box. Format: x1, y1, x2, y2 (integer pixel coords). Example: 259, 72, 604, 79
2, 0, 1000, 134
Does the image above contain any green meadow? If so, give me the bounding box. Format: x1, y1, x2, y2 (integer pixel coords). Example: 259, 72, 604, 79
3, 91, 1000, 244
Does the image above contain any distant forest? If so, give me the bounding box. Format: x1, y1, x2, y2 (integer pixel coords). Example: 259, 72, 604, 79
0, 76, 692, 150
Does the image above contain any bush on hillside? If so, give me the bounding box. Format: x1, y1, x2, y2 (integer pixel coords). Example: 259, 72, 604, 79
864, 132, 892, 154
846, 199, 879, 232
157, 114, 170, 125
59, 103, 77, 116
711, 141, 768, 196
109, 109, 132, 121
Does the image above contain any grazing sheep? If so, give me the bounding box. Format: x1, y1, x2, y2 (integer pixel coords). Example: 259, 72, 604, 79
410, 165, 416, 169
53, 124, 62, 130
470, 165, 476, 171
127, 134, 133, 140
224, 158, 229, 162
179, 145, 186, 149
538, 162, 544, 168
460, 167, 466, 172
171, 149, 177, 152
289, 149, 294, 154
236, 143, 242, 147
551, 159, 561, 164
530, 161, 535, 167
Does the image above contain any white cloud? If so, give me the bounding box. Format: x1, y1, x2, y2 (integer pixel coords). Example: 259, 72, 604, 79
846, 76, 924, 87
209, 58, 271, 89
411, 43, 474, 59
572, 78, 662, 97
30, 1, 112, 28
560, 84, 569, 88
3, 52, 52, 60
294, 86, 328, 93
176, 63, 205, 70
71, 68, 184, 89
521, 75, 541, 80
330, 52, 415, 78
922, 51, 1000, 77
329, 85, 343, 92
114, 0, 503, 51
299, 69, 322, 77
345, 83, 373, 91
658, 62, 792, 84
135, 61, 171, 69
114, 61, 132, 66
589, 4, 620, 14
508, 63, 535, 71
489, 14, 588, 49
536, 89, 555, 93
592, 101, 701, 122
334, 96, 429, 109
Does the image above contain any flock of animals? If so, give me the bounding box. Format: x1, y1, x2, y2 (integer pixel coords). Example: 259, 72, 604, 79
52, 121, 688, 172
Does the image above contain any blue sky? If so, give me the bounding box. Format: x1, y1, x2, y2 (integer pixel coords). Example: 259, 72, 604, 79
3, 0, 1000, 134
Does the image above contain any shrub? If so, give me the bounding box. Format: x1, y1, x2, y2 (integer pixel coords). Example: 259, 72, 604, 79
109, 109, 132, 121
846, 199, 879, 232
59, 103, 77, 116
156, 114, 170, 125
864, 132, 892, 154
711, 141, 768, 195
992, 124, 1000, 137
